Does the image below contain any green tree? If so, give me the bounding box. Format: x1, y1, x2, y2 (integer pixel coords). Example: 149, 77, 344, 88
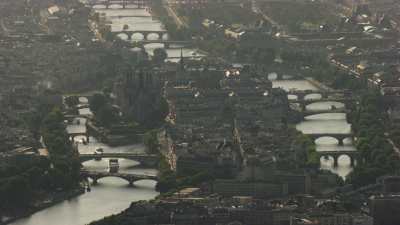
89, 93, 107, 113
144, 130, 159, 154
152, 48, 168, 64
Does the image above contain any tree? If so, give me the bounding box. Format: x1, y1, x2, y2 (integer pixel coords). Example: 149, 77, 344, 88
96, 105, 120, 127
89, 93, 107, 113
144, 130, 159, 154
152, 48, 167, 64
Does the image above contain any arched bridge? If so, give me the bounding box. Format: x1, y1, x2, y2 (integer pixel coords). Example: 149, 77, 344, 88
87, 0, 149, 9
307, 133, 354, 146
113, 30, 168, 41
287, 90, 350, 101
79, 153, 159, 167
317, 150, 359, 167
68, 132, 90, 143
299, 108, 350, 117
81, 170, 158, 186
135, 40, 192, 49
289, 97, 354, 111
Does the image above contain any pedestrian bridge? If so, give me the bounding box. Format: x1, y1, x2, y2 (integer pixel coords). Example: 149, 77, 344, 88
81, 170, 158, 186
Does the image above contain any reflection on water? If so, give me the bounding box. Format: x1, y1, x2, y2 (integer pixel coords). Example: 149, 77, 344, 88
272, 80, 319, 91
304, 93, 322, 100
296, 119, 351, 135
305, 113, 346, 121
10, 178, 158, 225
273, 80, 355, 178
306, 101, 344, 111
92, 7, 204, 61
320, 156, 352, 178
11, 96, 159, 225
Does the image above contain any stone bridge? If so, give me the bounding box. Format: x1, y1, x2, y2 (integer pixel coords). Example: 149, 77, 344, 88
300, 108, 350, 117
87, 0, 149, 9
131, 40, 192, 49
68, 132, 90, 143
113, 30, 168, 41
306, 132, 354, 146
317, 150, 359, 167
79, 153, 159, 167
289, 97, 354, 111
287, 90, 350, 101
81, 170, 158, 186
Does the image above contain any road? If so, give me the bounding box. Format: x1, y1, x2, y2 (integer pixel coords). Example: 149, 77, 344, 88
387, 138, 400, 158
0, 19, 10, 35
165, 0, 187, 28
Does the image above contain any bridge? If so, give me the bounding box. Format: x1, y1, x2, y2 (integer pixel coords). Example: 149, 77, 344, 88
64, 114, 91, 119
317, 150, 359, 167
79, 153, 159, 167
68, 132, 90, 143
287, 90, 350, 101
81, 170, 158, 186
299, 108, 350, 117
130, 40, 192, 49
289, 97, 354, 111
86, 0, 149, 9
306, 132, 354, 147
113, 30, 168, 41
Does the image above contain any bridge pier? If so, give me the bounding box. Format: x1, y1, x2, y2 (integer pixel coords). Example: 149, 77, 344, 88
300, 102, 306, 111
128, 179, 136, 187
332, 155, 339, 167
296, 92, 306, 101
320, 92, 328, 99
350, 156, 356, 167
164, 42, 170, 49
338, 138, 344, 146
92, 178, 98, 185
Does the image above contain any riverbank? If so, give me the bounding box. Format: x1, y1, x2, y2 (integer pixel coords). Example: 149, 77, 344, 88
1, 188, 85, 225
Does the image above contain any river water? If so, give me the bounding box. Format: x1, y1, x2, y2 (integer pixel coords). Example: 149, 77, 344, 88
11, 98, 159, 225
91, 5, 205, 62
12, 3, 204, 224
272, 79, 355, 178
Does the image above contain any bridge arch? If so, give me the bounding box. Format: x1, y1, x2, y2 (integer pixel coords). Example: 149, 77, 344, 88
131, 32, 145, 40
116, 33, 130, 40
161, 33, 169, 40
84, 172, 158, 186
309, 133, 352, 146
304, 93, 322, 100
146, 32, 161, 40
315, 136, 340, 145
319, 152, 357, 167
69, 133, 90, 143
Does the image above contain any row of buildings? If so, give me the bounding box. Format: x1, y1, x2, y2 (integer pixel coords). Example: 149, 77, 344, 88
91, 175, 400, 225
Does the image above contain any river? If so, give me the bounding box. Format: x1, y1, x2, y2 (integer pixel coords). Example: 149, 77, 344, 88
11, 97, 159, 225
12, 3, 200, 224
272, 79, 355, 178
91, 4, 206, 62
